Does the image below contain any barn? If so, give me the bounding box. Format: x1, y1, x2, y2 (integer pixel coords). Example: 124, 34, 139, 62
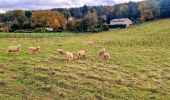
110, 18, 133, 28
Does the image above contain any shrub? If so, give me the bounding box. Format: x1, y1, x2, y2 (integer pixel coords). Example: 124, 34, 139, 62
21, 22, 31, 29
11, 24, 20, 31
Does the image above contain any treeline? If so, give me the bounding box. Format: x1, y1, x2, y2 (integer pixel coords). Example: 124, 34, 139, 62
0, 0, 170, 33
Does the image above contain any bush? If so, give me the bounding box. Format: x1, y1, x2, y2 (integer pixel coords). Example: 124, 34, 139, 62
11, 24, 20, 31
21, 22, 31, 29
103, 25, 109, 31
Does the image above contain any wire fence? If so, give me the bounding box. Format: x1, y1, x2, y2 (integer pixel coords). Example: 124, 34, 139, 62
0, 32, 76, 38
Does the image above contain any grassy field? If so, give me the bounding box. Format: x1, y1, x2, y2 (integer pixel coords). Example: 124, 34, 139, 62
0, 19, 170, 99
0, 32, 74, 38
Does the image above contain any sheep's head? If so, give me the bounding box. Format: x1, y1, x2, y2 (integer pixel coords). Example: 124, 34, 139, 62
37, 46, 40, 49
102, 48, 106, 52
18, 44, 21, 48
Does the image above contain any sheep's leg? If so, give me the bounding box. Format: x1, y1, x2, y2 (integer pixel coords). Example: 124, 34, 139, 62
16, 51, 19, 55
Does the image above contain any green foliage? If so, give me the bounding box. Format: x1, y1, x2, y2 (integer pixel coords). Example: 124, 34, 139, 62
25, 11, 32, 19
21, 22, 31, 29
139, 1, 154, 21
158, 0, 170, 18
10, 23, 20, 31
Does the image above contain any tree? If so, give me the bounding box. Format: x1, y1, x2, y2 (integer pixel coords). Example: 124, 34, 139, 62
76, 11, 98, 32
158, 0, 170, 18
50, 18, 61, 29
6, 10, 25, 26
147, 0, 160, 19
85, 12, 98, 31
70, 8, 83, 19
139, 1, 153, 21
81, 5, 89, 16
25, 11, 32, 22
11, 23, 19, 31
128, 1, 140, 20
32, 10, 65, 30
119, 4, 129, 18
25, 11, 32, 19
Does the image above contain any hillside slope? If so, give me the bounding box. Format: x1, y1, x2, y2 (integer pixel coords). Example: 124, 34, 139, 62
0, 19, 170, 99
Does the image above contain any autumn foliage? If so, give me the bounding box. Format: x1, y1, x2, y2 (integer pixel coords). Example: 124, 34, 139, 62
32, 10, 65, 29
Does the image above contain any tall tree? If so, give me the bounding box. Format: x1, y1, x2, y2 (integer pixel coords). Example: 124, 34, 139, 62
81, 5, 89, 16
147, 0, 160, 19
139, 1, 153, 21
119, 4, 129, 18
6, 10, 25, 26
25, 11, 32, 22
158, 0, 170, 18
128, 1, 140, 20
32, 10, 65, 30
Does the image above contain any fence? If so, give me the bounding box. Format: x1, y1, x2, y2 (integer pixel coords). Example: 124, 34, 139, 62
0, 32, 75, 38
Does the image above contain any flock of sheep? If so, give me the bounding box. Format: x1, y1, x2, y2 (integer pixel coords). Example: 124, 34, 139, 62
6, 44, 111, 61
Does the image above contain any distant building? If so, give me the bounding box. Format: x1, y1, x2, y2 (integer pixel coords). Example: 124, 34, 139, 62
45, 28, 53, 32
68, 17, 74, 22
110, 18, 132, 28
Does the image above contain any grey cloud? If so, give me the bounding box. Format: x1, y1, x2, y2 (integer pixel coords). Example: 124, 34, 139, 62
0, 0, 141, 13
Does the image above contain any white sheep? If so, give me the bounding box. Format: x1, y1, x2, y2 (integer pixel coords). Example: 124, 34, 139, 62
29, 46, 40, 54
66, 51, 74, 61
78, 50, 87, 59
57, 49, 64, 54
98, 48, 106, 56
6, 44, 21, 54
102, 52, 111, 60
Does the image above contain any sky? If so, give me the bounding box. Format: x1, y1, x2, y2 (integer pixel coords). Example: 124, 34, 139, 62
0, 0, 142, 13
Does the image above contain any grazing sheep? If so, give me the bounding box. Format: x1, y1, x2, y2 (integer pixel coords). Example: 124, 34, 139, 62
29, 46, 40, 54
57, 49, 64, 54
98, 48, 106, 56
43, 84, 52, 91
102, 52, 111, 60
7, 44, 21, 54
88, 41, 94, 45
66, 51, 74, 61
78, 50, 87, 59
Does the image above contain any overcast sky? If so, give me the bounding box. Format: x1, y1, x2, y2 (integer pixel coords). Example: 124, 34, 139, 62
0, 0, 142, 13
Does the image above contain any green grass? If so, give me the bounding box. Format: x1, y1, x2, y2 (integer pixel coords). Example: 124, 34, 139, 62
0, 32, 74, 38
0, 19, 170, 99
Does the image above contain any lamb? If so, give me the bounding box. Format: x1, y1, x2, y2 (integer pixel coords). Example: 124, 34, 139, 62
78, 50, 87, 59
102, 52, 111, 60
66, 51, 74, 61
29, 46, 40, 54
7, 44, 21, 54
57, 49, 64, 54
98, 48, 106, 56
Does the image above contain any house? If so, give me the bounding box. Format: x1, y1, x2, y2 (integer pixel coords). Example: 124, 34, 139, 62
110, 18, 132, 28
45, 27, 53, 32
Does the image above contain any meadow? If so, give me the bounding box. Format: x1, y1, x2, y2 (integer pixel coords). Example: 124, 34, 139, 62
0, 19, 170, 99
